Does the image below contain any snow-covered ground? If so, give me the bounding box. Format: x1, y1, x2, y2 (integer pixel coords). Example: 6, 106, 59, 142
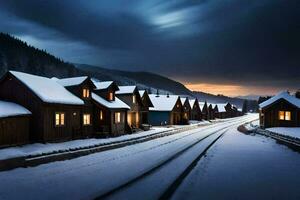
172, 126, 300, 200
0, 115, 256, 200
0, 127, 172, 160
267, 127, 300, 139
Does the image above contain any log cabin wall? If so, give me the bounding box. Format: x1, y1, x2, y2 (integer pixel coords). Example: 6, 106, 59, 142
0, 115, 30, 148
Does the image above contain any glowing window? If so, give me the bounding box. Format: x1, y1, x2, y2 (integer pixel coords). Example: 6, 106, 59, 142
100, 110, 103, 120
279, 111, 291, 121
115, 112, 121, 123
285, 111, 291, 121
133, 95, 136, 104
83, 89, 90, 98
108, 92, 114, 101
83, 114, 91, 125
55, 113, 65, 126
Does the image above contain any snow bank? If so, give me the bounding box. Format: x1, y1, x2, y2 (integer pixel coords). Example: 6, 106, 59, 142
267, 127, 300, 139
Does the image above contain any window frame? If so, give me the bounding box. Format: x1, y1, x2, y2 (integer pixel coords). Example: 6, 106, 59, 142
278, 110, 291, 121
83, 88, 90, 98
83, 113, 92, 126
108, 92, 114, 101
55, 112, 65, 127
114, 112, 122, 124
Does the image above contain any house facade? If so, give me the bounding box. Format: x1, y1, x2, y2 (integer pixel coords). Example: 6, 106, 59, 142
0, 71, 85, 142
189, 99, 202, 121
259, 91, 300, 128
92, 81, 130, 137
148, 94, 183, 125
116, 86, 143, 129
139, 90, 154, 125
0, 100, 31, 147
181, 97, 191, 124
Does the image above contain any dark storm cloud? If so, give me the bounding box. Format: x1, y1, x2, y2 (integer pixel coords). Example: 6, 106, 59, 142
0, 0, 299, 90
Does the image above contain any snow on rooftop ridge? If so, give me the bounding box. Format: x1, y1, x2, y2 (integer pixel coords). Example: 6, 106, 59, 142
189, 99, 196, 107
180, 97, 188, 105
149, 94, 179, 111
139, 90, 146, 97
92, 93, 130, 109
259, 91, 300, 108
55, 76, 88, 87
116, 86, 136, 94
0, 100, 31, 118
10, 71, 84, 105
94, 81, 113, 90
215, 103, 227, 112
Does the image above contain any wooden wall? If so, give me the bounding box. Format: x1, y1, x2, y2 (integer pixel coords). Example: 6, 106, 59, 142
0, 115, 30, 148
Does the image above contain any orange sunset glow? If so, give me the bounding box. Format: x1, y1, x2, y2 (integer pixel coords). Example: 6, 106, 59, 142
184, 83, 280, 97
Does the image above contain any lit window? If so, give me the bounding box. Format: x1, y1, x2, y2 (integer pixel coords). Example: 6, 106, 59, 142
115, 112, 121, 123
83, 114, 91, 125
278, 111, 291, 121
278, 111, 285, 120
133, 95, 136, 103
100, 110, 103, 120
108, 92, 113, 101
55, 113, 65, 126
285, 111, 291, 121
83, 89, 90, 98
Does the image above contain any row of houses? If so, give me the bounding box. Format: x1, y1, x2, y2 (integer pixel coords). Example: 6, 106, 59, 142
0, 71, 242, 147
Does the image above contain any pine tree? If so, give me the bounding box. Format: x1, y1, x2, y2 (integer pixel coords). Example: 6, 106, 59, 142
242, 100, 248, 114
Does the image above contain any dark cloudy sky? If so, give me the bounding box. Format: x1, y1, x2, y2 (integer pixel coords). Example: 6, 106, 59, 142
0, 0, 299, 96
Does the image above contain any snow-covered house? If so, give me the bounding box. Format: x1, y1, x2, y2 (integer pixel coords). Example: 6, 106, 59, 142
116, 86, 144, 129
55, 76, 97, 138
259, 91, 300, 128
148, 94, 183, 125
0, 71, 84, 142
214, 103, 228, 119
207, 103, 215, 120
139, 90, 154, 125
0, 100, 31, 147
189, 98, 202, 121
199, 101, 208, 120
180, 97, 191, 124
92, 81, 130, 136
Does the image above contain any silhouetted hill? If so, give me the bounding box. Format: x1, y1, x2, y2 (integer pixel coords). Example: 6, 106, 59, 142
0, 32, 79, 78
76, 64, 193, 95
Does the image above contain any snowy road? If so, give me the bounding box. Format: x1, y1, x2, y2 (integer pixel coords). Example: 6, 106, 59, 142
4, 114, 297, 200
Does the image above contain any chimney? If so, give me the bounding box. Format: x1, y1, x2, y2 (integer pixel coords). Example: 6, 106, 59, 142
167, 93, 169, 98
295, 90, 300, 99
156, 89, 159, 97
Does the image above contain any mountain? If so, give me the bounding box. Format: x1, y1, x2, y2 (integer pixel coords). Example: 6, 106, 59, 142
0, 33, 79, 78
235, 95, 260, 101
0, 32, 257, 111
192, 91, 258, 111
75, 64, 193, 95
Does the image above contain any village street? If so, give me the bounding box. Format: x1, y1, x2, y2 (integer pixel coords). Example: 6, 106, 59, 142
0, 114, 300, 200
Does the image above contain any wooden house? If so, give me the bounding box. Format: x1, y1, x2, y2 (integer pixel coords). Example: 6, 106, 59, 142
139, 90, 154, 125
208, 103, 215, 120
259, 91, 300, 128
214, 103, 228, 119
189, 99, 202, 121
116, 86, 144, 129
0, 100, 31, 147
180, 97, 191, 124
199, 101, 209, 120
92, 81, 130, 137
148, 94, 183, 126
55, 76, 97, 138
0, 71, 85, 142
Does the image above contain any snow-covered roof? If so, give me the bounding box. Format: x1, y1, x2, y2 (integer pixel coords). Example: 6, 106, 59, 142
10, 71, 84, 105
139, 90, 146, 97
199, 102, 206, 110
149, 94, 179, 111
215, 103, 227, 112
180, 97, 188, 105
116, 86, 136, 94
92, 93, 130, 109
94, 81, 114, 90
189, 99, 196, 108
55, 76, 88, 87
0, 100, 31, 118
259, 91, 300, 109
